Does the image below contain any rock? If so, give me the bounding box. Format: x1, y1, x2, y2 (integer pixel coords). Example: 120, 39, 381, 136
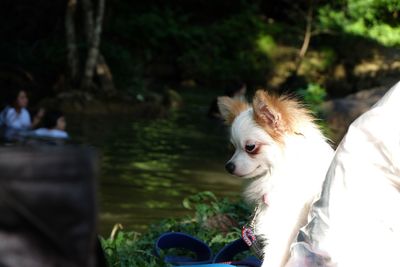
145, 92, 163, 105
163, 89, 183, 109
321, 84, 392, 144
48, 90, 168, 117
181, 79, 197, 88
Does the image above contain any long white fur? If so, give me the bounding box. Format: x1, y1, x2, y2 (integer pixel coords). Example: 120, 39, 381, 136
228, 106, 334, 267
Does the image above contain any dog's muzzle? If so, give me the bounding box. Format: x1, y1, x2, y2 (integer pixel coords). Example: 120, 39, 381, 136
225, 162, 235, 174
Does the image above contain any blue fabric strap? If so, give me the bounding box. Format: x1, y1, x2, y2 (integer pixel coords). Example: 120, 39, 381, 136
213, 238, 248, 263
154, 232, 262, 266
154, 232, 213, 265
213, 238, 262, 267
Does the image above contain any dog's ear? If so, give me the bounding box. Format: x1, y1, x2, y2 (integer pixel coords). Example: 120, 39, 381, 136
217, 96, 249, 124
252, 90, 287, 133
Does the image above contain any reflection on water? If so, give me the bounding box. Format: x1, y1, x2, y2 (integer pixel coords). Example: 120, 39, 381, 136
67, 92, 242, 235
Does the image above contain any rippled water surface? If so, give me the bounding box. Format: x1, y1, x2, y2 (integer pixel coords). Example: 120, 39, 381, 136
68, 91, 242, 235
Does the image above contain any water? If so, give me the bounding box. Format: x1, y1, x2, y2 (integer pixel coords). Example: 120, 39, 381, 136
67, 91, 242, 236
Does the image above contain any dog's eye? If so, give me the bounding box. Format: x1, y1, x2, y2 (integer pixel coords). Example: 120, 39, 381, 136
245, 144, 256, 153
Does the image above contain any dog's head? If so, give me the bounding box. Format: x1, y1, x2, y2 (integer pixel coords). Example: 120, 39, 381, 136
218, 90, 312, 179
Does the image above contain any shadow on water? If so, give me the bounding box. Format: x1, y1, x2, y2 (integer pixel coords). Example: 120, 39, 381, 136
67, 91, 242, 236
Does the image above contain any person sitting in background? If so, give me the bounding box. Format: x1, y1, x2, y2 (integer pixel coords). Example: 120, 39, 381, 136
34, 110, 69, 139
0, 89, 44, 140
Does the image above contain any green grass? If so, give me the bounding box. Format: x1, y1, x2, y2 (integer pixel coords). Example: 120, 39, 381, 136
100, 192, 252, 267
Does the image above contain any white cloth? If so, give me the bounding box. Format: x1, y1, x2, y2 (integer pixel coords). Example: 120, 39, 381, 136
286, 81, 400, 267
34, 128, 69, 139
3, 107, 31, 130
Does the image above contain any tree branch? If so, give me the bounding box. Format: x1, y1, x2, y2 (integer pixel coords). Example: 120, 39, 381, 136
295, 0, 314, 73
65, 0, 79, 85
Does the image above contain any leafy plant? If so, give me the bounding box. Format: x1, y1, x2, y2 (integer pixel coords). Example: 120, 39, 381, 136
296, 83, 333, 139
317, 0, 400, 46
297, 83, 327, 114
100, 192, 252, 267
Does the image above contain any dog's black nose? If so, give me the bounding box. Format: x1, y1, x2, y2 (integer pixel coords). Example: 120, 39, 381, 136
225, 162, 235, 174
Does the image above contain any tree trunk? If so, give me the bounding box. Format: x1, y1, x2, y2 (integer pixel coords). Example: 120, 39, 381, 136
81, 0, 105, 91
96, 53, 116, 94
81, 0, 94, 42
65, 0, 79, 86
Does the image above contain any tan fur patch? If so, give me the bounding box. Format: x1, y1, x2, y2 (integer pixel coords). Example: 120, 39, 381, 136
252, 90, 314, 143
217, 96, 249, 124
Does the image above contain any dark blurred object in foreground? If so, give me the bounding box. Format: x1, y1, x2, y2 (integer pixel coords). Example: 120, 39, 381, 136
0, 146, 104, 267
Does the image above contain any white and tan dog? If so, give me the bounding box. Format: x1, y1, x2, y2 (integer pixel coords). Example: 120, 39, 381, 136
218, 90, 334, 267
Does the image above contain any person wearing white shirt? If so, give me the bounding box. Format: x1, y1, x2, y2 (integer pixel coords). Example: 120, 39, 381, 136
4, 106, 31, 130
34, 110, 69, 139
0, 89, 43, 140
